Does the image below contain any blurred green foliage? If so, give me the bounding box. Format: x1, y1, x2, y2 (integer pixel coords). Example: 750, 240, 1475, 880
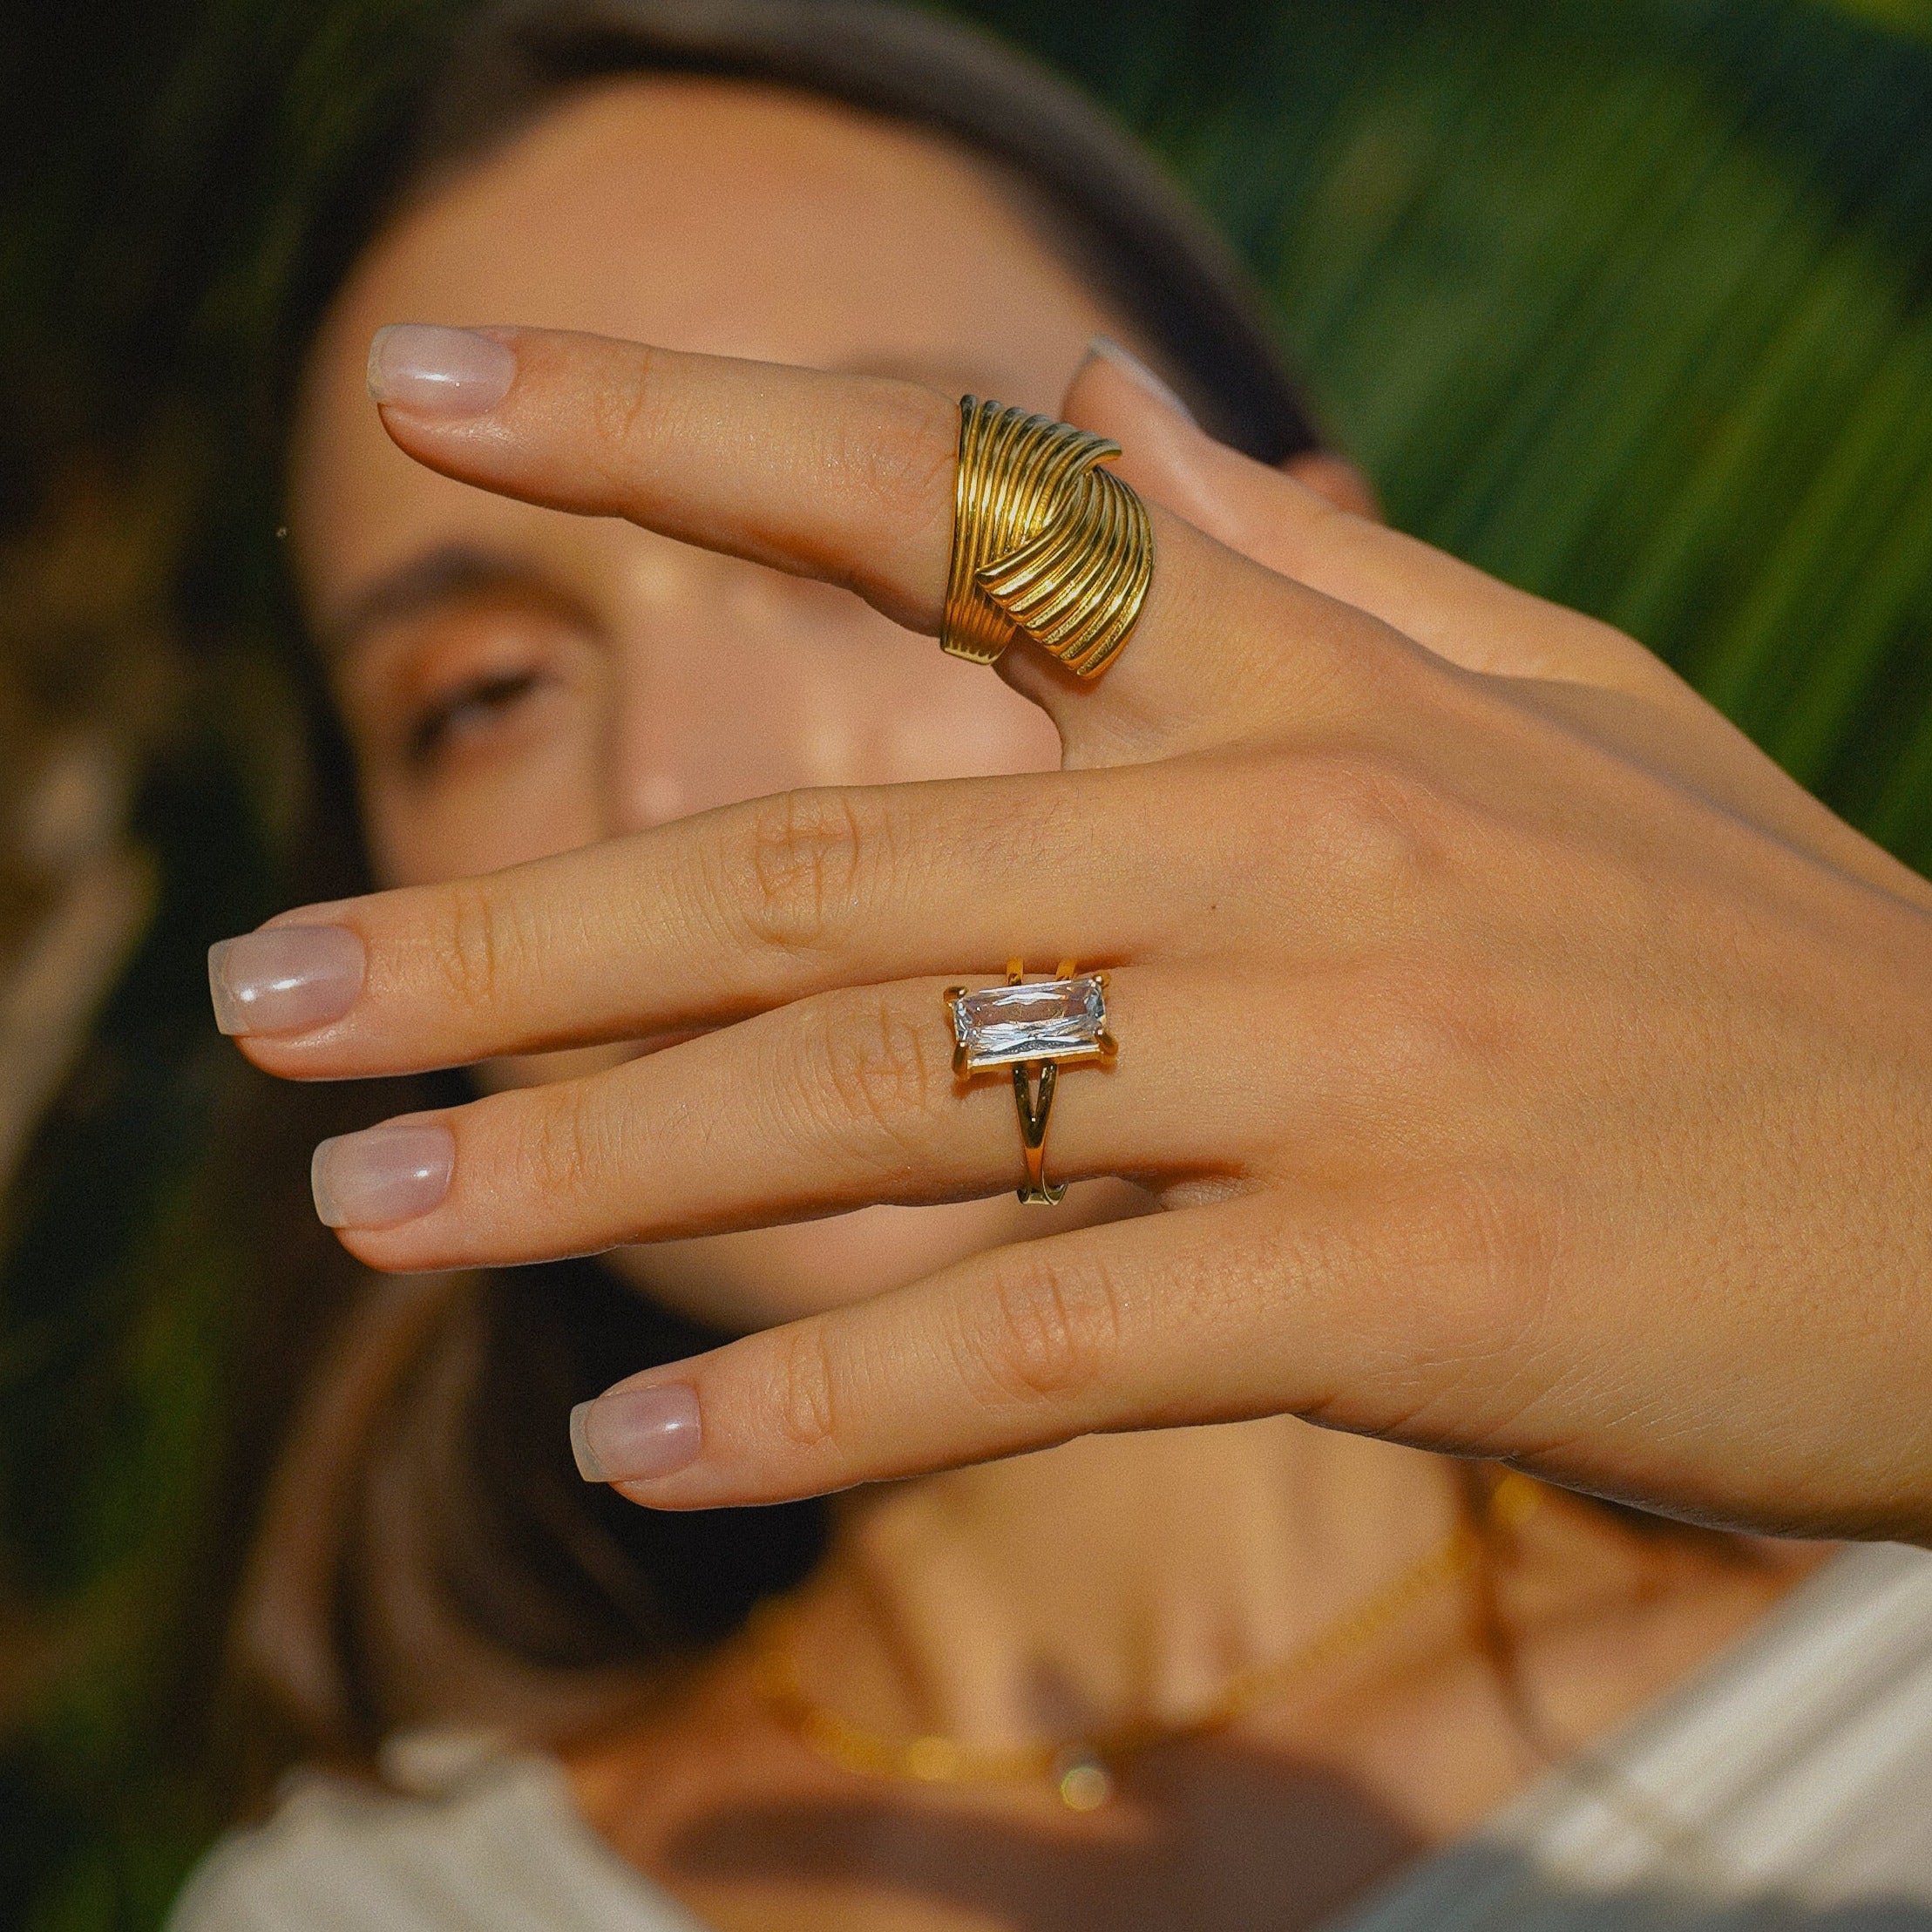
1832, 0, 1932, 33
5, 1, 1932, 1925
977, 0, 1932, 857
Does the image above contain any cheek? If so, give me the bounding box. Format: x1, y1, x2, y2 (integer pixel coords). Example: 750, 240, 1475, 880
884, 651, 1064, 781
361, 719, 606, 888
621, 597, 1063, 824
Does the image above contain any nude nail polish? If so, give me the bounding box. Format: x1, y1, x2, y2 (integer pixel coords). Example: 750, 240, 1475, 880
1086, 335, 1198, 424
311, 1123, 454, 1230
366, 324, 517, 415
571, 1385, 703, 1484
208, 925, 365, 1036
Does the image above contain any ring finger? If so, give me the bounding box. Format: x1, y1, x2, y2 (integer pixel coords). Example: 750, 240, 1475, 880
315, 966, 1296, 1272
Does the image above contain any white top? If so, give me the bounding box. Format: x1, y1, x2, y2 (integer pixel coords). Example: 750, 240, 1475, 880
170, 1542, 1932, 1932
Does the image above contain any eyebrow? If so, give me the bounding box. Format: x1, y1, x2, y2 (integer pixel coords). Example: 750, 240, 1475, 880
321, 543, 573, 660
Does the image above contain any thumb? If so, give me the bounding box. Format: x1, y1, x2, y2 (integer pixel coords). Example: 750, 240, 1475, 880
1062, 341, 1932, 903
1061, 337, 1685, 701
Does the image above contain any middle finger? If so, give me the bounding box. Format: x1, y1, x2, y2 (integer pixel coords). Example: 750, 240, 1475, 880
218, 761, 1317, 1080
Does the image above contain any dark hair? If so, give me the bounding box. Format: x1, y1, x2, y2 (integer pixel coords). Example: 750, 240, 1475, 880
273, 0, 1320, 464
226, 0, 1325, 1786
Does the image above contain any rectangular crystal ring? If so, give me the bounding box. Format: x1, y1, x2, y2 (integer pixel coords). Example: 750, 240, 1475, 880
950, 974, 1109, 1073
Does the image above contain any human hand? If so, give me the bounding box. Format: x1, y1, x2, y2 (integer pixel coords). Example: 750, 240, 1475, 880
214, 325, 1932, 1541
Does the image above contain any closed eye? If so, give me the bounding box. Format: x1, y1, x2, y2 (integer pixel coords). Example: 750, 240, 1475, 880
407, 667, 548, 765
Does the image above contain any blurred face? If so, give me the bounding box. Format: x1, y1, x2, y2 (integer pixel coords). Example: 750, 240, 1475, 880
290, 78, 1151, 1329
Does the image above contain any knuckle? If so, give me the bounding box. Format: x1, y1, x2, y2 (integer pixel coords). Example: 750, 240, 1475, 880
1409, 1166, 1561, 1355
1293, 751, 1455, 904
952, 1251, 1124, 1409
1350, 952, 1506, 1096
424, 882, 520, 1013
733, 788, 880, 955
830, 387, 959, 546
806, 994, 941, 1154
512, 1092, 607, 1203
587, 346, 660, 474
1443, 1169, 1552, 1291
769, 1324, 841, 1454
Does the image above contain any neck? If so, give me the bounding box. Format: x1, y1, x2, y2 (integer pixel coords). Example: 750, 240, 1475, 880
786, 1418, 1466, 1752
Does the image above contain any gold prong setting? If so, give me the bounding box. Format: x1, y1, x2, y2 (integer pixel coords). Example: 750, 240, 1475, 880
945, 960, 1115, 1203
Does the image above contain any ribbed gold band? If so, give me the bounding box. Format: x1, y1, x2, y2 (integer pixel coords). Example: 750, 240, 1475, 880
939, 397, 1155, 677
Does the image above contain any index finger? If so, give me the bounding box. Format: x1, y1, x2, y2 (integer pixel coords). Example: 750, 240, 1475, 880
367, 324, 1381, 755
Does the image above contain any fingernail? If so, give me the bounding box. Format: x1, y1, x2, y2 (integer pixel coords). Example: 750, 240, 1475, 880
311, 1123, 454, 1230
571, 1385, 702, 1484
366, 324, 516, 415
208, 925, 365, 1036
1087, 336, 1197, 424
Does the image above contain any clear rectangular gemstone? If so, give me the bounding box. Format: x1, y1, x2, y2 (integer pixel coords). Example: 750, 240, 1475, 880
952, 975, 1108, 1069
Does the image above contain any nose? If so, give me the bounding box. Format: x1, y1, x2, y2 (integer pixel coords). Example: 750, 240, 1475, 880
603, 540, 885, 837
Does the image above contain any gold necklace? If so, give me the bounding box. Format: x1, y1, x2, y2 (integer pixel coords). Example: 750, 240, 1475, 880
752, 1472, 1542, 1811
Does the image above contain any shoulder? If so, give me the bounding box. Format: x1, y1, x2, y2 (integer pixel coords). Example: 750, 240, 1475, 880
167, 1741, 707, 1932
1341, 1544, 1932, 1932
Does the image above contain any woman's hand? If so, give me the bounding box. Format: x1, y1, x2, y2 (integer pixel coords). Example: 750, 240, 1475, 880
218, 326, 1932, 1541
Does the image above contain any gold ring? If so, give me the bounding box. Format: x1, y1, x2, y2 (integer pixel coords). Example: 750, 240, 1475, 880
939, 397, 1155, 677
945, 960, 1118, 1205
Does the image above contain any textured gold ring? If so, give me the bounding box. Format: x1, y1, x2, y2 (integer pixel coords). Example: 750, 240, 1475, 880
939, 397, 1155, 677
945, 960, 1117, 1205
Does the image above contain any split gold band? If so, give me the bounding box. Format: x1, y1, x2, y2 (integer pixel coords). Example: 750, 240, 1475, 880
939, 397, 1155, 677
945, 960, 1118, 1206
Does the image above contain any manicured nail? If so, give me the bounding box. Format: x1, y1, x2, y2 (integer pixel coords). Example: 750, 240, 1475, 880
1087, 336, 1197, 424
311, 1123, 454, 1230
571, 1385, 702, 1484
208, 925, 365, 1037
366, 324, 516, 415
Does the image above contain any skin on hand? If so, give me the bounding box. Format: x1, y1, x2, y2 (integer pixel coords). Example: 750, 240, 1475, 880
220, 302, 1932, 1548
229, 78, 1932, 1553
